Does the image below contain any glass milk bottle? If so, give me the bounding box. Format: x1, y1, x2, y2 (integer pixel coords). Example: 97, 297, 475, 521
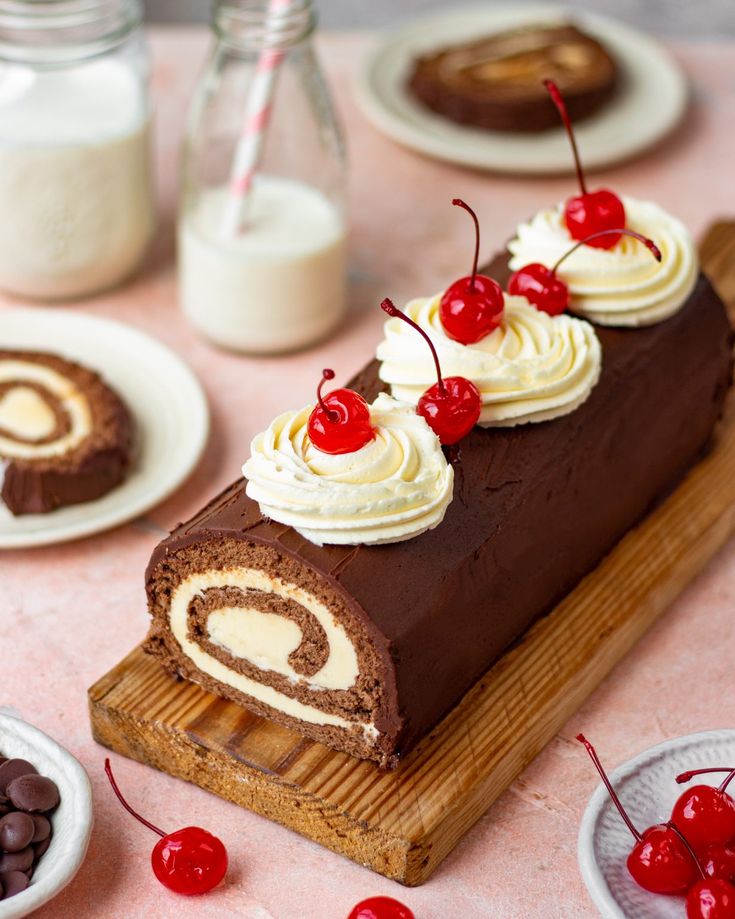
0, 0, 155, 300
179, 0, 347, 354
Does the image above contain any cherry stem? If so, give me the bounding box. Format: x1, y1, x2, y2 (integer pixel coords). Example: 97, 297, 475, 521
551, 229, 662, 274
676, 767, 735, 794
316, 368, 339, 424
381, 298, 446, 395
576, 735, 642, 842
104, 758, 166, 838
666, 821, 706, 881
452, 198, 480, 293
543, 79, 587, 196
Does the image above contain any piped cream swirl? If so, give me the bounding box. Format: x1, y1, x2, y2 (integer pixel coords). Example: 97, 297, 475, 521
507, 195, 698, 326
376, 293, 601, 426
243, 392, 453, 546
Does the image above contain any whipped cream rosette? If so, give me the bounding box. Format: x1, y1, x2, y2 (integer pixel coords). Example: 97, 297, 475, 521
377, 292, 601, 427
507, 196, 698, 327
243, 392, 453, 546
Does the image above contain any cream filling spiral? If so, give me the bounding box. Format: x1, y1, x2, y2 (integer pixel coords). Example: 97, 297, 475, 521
0, 360, 91, 459
507, 195, 699, 326
376, 294, 601, 427
243, 392, 454, 546
169, 568, 377, 739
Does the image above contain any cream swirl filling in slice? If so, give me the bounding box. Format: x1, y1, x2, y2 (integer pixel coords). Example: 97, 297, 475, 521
0, 359, 91, 459
376, 293, 601, 427
507, 195, 698, 326
243, 392, 453, 546
169, 567, 377, 736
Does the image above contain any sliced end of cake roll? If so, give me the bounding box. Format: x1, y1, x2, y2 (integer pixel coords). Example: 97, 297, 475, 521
145, 530, 400, 766
0, 350, 134, 515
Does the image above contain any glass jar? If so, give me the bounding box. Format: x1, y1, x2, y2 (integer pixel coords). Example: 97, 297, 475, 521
0, 0, 154, 301
179, 0, 347, 354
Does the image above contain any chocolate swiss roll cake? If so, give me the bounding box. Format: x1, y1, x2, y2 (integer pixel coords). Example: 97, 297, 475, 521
408, 24, 618, 133
0, 350, 134, 515
145, 253, 732, 767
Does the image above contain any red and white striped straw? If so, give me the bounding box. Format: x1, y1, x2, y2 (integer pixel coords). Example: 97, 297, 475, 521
220, 0, 291, 237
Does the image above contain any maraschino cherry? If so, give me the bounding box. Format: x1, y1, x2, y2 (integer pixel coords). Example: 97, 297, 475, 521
104, 758, 228, 895
381, 298, 481, 445
666, 822, 735, 919
544, 79, 625, 248
439, 198, 504, 344
307, 368, 376, 455
672, 767, 735, 850
577, 736, 699, 894
347, 896, 415, 919
687, 878, 735, 919
508, 228, 662, 315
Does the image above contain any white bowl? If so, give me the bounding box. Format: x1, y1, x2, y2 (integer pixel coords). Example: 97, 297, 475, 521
578, 729, 735, 919
0, 713, 93, 918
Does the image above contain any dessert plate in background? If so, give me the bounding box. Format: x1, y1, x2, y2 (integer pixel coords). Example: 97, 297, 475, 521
578, 729, 735, 918
0, 712, 93, 918
0, 308, 209, 548
355, 4, 688, 175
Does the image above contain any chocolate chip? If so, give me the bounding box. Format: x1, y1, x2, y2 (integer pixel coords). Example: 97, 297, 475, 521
33, 835, 51, 859
0, 760, 37, 796
7, 775, 59, 813
0, 812, 34, 852
2, 869, 29, 898
30, 814, 51, 843
0, 847, 33, 873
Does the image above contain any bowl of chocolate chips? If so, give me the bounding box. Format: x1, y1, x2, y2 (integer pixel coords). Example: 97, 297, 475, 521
0, 713, 92, 917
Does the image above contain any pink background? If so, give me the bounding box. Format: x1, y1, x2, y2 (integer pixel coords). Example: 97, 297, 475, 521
1, 29, 735, 919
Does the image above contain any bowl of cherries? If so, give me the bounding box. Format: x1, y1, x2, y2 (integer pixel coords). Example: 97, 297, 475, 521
578, 730, 735, 919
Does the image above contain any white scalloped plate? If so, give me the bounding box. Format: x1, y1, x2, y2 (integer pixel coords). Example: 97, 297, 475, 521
0, 308, 209, 548
578, 730, 735, 919
356, 4, 688, 174
0, 713, 93, 918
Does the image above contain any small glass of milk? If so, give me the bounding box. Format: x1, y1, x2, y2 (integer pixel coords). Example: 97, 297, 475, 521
0, 0, 155, 301
179, 0, 347, 354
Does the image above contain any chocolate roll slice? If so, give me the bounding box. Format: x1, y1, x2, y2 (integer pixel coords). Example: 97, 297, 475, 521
408, 23, 618, 133
0, 350, 134, 515
145, 260, 731, 768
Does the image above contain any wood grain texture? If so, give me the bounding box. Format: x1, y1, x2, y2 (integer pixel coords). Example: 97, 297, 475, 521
89, 223, 735, 886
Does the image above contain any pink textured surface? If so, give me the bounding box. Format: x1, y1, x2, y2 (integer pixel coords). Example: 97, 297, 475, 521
1, 28, 735, 919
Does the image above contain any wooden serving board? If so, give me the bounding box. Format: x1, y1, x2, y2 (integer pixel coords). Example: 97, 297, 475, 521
89, 223, 735, 887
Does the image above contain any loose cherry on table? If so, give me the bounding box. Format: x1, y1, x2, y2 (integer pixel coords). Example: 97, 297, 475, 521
104, 759, 228, 896
381, 298, 481, 445
439, 198, 504, 344
347, 896, 415, 919
543, 79, 626, 248
508, 228, 662, 315
577, 735, 699, 894
672, 767, 735, 851
307, 368, 376, 455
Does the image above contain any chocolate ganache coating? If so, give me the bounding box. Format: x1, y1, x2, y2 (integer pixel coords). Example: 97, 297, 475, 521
146, 257, 732, 766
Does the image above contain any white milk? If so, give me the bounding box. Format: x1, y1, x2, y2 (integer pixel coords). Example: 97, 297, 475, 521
0, 59, 154, 300
179, 177, 347, 354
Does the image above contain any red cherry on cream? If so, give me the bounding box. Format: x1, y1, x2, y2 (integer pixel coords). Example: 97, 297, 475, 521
104, 758, 227, 896
439, 198, 504, 344
347, 895, 415, 919
307, 368, 375, 455
687, 878, 735, 919
701, 845, 735, 885
577, 736, 699, 894
673, 767, 735, 851
544, 79, 626, 249
381, 298, 481, 445
508, 228, 662, 315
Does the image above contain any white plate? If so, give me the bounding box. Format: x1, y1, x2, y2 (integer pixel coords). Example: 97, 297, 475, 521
0, 308, 209, 548
578, 730, 735, 919
0, 712, 93, 918
355, 4, 688, 175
